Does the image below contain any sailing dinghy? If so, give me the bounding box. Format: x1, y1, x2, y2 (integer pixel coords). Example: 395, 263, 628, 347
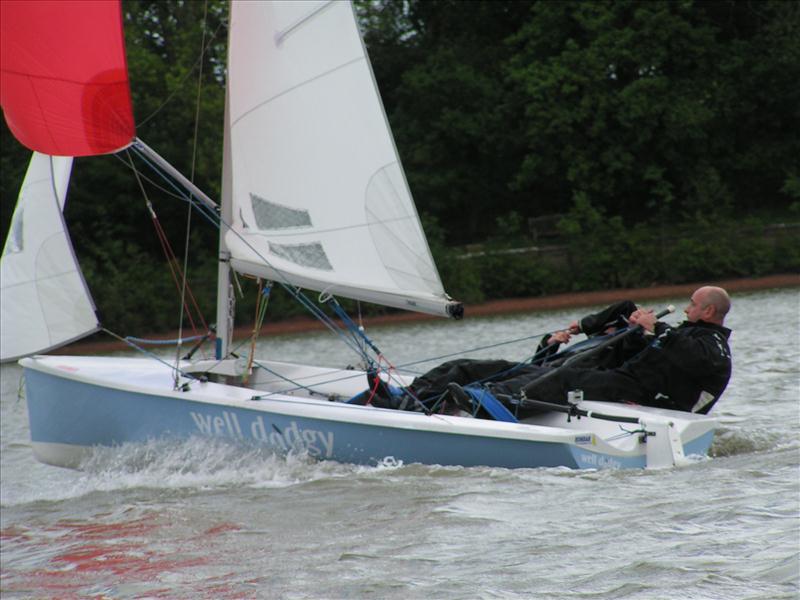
0, 0, 717, 470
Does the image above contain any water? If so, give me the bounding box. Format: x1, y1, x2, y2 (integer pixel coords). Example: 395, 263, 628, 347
1, 288, 798, 599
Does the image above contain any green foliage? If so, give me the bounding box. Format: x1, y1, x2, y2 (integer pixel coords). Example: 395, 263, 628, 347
556, 193, 632, 290
783, 175, 800, 207
372, 0, 799, 236
421, 213, 484, 304
452, 214, 799, 302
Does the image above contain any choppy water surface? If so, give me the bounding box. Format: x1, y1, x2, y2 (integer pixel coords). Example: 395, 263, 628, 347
1, 288, 798, 599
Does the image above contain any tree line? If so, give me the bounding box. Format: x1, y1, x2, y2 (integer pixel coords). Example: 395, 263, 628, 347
1, 0, 797, 334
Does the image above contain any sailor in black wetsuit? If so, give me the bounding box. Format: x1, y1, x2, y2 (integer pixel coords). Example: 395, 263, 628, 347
378, 300, 642, 409
521, 286, 732, 414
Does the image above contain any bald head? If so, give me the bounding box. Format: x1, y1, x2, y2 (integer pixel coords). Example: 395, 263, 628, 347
685, 286, 730, 325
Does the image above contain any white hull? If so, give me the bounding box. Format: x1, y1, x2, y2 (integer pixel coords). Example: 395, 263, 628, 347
21, 355, 717, 470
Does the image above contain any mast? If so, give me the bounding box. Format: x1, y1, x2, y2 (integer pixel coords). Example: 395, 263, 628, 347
216, 88, 234, 359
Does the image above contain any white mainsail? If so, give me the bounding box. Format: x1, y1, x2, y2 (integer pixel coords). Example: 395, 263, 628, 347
0, 153, 98, 362
225, 0, 459, 318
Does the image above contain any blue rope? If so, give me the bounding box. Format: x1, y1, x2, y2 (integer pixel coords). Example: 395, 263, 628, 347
125, 334, 207, 346
326, 297, 381, 356
292, 291, 373, 362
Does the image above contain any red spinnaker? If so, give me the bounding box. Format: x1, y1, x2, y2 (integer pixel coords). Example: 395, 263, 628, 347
0, 0, 135, 156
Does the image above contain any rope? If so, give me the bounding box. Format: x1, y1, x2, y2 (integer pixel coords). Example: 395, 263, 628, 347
125, 138, 559, 387
136, 17, 226, 129
125, 334, 208, 346
125, 150, 208, 336
243, 327, 557, 402
244, 280, 272, 385
126, 144, 383, 366
175, 0, 210, 386
249, 358, 329, 397
292, 291, 373, 361
100, 328, 197, 383
396, 330, 552, 372
324, 295, 381, 356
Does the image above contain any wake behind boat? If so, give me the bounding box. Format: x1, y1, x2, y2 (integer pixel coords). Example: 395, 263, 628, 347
1, 0, 717, 471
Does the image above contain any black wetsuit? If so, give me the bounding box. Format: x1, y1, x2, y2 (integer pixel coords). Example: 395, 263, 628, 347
522, 320, 732, 414
408, 301, 643, 402
535, 300, 643, 368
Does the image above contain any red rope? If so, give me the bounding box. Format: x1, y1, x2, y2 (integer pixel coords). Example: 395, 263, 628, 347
149, 215, 209, 336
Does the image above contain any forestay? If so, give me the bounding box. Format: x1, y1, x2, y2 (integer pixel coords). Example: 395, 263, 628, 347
225, 1, 460, 318
0, 153, 98, 362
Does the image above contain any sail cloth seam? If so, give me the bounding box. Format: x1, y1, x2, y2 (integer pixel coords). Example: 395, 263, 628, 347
28, 78, 60, 154
230, 56, 364, 130
227, 261, 452, 309
32, 237, 67, 349
0, 70, 129, 86
364, 208, 442, 291
384, 264, 443, 288
365, 207, 430, 265
1, 255, 89, 289
0, 329, 102, 365
240, 214, 414, 238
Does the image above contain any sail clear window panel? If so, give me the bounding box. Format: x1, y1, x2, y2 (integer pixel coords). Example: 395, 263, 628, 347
250, 193, 313, 230
268, 241, 333, 271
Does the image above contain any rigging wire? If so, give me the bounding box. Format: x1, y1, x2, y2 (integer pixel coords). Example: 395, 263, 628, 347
59, 6, 507, 401
244, 279, 272, 385
244, 329, 554, 400
175, 0, 210, 388
100, 328, 197, 383
124, 150, 208, 335
127, 148, 557, 393
117, 146, 560, 395
135, 15, 226, 130
126, 141, 387, 369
